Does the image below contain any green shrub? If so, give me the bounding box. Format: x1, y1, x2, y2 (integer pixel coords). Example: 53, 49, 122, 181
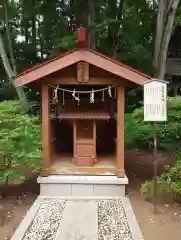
125, 113, 155, 150
140, 159, 181, 196
125, 96, 181, 151
128, 96, 181, 198
0, 100, 42, 184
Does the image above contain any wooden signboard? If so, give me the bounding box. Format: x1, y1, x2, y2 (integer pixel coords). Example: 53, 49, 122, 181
144, 79, 167, 122
77, 61, 89, 83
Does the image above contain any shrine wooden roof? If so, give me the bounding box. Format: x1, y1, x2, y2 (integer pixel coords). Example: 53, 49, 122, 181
15, 27, 151, 87
57, 103, 111, 120
58, 110, 110, 120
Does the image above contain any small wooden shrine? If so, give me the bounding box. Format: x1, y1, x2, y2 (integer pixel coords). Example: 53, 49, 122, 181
58, 103, 107, 166
15, 27, 150, 177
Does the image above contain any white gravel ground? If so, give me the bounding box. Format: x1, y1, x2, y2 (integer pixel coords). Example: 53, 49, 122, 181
98, 199, 132, 240
23, 199, 132, 240
23, 199, 66, 240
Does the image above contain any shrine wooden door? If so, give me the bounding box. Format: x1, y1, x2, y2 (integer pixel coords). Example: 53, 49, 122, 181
74, 120, 96, 166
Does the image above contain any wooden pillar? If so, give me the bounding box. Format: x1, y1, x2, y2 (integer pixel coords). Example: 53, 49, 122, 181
116, 85, 125, 177
93, 119, 97, 163
42, 84, 51, 170
73, 120, 76, 163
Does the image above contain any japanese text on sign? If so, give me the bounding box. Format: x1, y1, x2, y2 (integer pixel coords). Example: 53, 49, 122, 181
144, 80, 167, 122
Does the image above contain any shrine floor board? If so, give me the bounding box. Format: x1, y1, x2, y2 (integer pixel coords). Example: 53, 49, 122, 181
42, 155, 117, 176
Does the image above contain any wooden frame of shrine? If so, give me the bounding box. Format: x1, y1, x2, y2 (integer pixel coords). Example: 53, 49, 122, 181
15, 27, 150, 178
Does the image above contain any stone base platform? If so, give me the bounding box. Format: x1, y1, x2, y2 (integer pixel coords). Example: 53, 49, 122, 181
37, 175, 128, 197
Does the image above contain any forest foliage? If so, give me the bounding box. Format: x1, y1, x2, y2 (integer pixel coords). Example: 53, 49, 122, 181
0, 100, 42, 184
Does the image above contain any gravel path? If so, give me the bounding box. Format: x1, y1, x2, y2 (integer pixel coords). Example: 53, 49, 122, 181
23, 199, 66, 240
98, 199, 132, 240
23, 199, 132, 240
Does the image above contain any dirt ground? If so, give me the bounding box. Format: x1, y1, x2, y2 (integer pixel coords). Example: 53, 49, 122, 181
129, 189, 181, 240
0, 194, 36, 240
0, 186, 181, 240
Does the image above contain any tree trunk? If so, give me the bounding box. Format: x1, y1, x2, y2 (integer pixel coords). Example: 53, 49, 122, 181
107, 0, 117, 55
152, 0, 158, 9
69, 0, 75, 32
31, 0, 37, 63
113, 0, 125, 58
87, 0, 96, 50
157, 0, 179, 79
0, 32, 28, 109
3, 0, 16, 73
153, 0, 179, 79
107, 0, 125, 57
153, 0, 165, 72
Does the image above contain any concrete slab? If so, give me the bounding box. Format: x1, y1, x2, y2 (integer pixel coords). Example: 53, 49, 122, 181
122, 197, 144, 240
37, 175, 129, 184
38, 175, 128, 197
55, 201, 98, 240
11, 198, 41, 240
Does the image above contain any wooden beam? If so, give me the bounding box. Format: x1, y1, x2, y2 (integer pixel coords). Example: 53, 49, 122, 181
42, 84, 51, 169
40, 167, 119, 176
116, 85, 125, 177
43, 77, 121, 85
73, 120, 76, 164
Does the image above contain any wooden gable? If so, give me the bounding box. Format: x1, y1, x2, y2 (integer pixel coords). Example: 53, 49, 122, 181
15, 28, 151, 87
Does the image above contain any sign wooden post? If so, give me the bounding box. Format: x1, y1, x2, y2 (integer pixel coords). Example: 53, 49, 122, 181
144, 78, 168, 214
